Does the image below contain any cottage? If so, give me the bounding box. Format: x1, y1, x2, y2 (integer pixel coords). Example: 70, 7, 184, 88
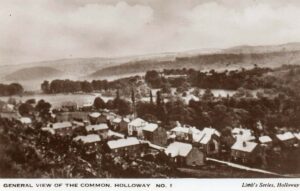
232, 127, 255, 142
73, 134, 101, 145
231, 140, 259, 164
165, 142, 204, 166
193, 127, 220, 155
56, 111, 89, 122
108, 130, 125, 139
276, 132, 296, 147
128, 118, 147, 137
169, 126, 200, 142
258, 136, 272, 148
107, 137, 147, 158
88, 112, 108, 124
82, 102, 94, 111
85, 123, 109, 139
112, 117, 130, 133
51, 121, 73, 136
73, 134, 101, 154
142, 123, 167, 146
293, 132, 300, 144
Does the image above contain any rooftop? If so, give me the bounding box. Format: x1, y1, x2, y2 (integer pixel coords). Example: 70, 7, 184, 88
113, 117, 130, 123
107, 137, 140, 149
51, 121, 72, 129
231, 140, 258, 153
165, 142, 192, 157
20, 117, 32, 124
128, 118, 146, 127
86, 123, 109, 132
194, 127, 220, 144
232, 127, 255, 141
259, 136, 272, 143
293, 132, 300, 140
89, 112, 101, 118
73, 134, 101, 144
276, 132, 295, 141
143, 123, 158, 132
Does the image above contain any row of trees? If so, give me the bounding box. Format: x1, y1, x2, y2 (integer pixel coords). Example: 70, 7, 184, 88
41, 76, 142, 94
0, 83, 23, 96
145, 67, 272, 90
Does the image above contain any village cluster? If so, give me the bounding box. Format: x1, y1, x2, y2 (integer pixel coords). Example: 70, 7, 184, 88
8, 100, 300, 169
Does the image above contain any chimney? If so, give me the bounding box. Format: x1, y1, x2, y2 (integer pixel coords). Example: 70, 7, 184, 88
243, 141, 246, 147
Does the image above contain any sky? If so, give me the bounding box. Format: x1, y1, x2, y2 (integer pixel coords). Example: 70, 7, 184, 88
1, 0, 300, 65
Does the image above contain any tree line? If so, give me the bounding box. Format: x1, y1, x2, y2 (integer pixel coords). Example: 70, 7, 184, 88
41, 76, 141, 94
145, 67, 273, 90
0, 83, 23, 96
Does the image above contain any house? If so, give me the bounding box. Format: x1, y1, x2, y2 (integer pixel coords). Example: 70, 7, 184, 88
276, 132, 296, 147
20, 117, 32, 126
169, 125, 201, 142
258, 135, 273, 148
50, 121, 73, 136
89, 112, 110, 124
73, 134, 101, 154
231, 140, 259, 164
293, 132, 300, 144
106, 112, 117, 122
193, 127, 220, 155
112, 117, 130, 133
108, 130, 125, 139
232, 127, 255, 142
56, 111, 89, 122
82, 102, 94, 111
142, 123, 167, 146
107, 137, 147, 158
128, 118, 147, 137
73, 134, 101, 146
85, 123, 109, 139
165, 142, 205, 166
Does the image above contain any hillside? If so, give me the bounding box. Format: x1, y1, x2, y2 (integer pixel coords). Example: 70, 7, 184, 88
223, 42, 300, 54
1, 42, 300, 82
89, 50, 300, 77
5, 66, 63, 81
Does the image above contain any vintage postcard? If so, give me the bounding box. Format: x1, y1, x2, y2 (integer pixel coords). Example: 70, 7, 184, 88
0, 0, 299, 191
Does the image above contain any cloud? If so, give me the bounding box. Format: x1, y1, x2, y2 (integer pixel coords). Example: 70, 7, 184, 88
1, 0, 300, 65
170, 2, 300, 50
0, 1, 153, 64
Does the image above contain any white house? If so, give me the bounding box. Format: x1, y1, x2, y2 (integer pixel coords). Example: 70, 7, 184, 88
232, 127, 255, 142
73, 134, 101, 144
85, 123, 109, 139
128, 118, 147, 137
231, 140, 259, 163
165, 142, 204, 166
193, 127, 220, 155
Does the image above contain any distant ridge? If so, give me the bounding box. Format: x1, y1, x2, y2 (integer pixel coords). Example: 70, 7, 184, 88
5, 66, 63, 81
1, 42, 300, 82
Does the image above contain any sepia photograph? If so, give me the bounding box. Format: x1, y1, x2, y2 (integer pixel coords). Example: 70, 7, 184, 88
0, 0, 300, 182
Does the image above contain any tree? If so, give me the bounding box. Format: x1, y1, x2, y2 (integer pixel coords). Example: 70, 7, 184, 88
145, 70, 162, 88
18, 103, 34, 116
149, 90, 153, 104
94, 97, 106, 110
35, 99, 52, 120
161, 82, 171, 94
81, 81, 93, 93
156, 91, 162, 106
131, 88, 135, 104
202, 89, 214, 101
116, 99, 131, 116
41, 80, 50, 93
